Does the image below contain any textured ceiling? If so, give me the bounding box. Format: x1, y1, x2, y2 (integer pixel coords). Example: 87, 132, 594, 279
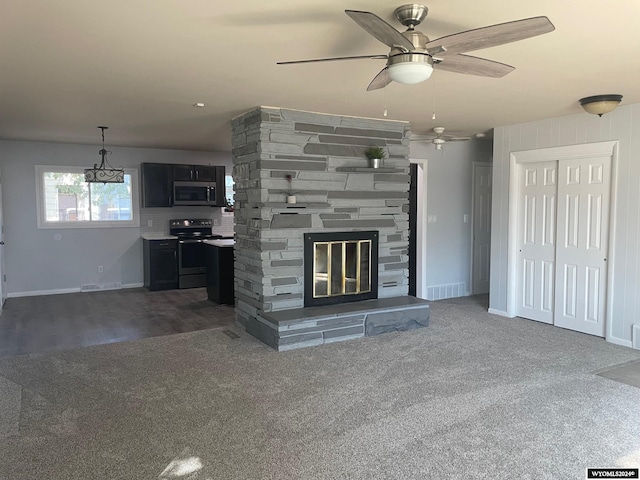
1, 1, 639, 152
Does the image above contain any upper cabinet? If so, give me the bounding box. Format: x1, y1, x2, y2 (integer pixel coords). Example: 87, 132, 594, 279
173, 165, 216, 182
141, 163, 173, 207
141, 163, 226, 208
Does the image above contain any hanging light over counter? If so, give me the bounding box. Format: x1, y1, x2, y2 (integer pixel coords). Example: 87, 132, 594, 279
84, 126, 124, 183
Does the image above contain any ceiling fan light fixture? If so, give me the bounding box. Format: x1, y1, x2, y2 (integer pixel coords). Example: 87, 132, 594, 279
388, 54, 433, 85
579, 94, 623, 117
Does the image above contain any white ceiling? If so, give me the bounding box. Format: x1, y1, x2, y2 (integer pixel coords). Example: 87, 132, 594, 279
2, 1, 639, 152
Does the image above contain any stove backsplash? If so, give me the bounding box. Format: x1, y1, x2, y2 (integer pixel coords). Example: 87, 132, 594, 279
140, 206, 233, 236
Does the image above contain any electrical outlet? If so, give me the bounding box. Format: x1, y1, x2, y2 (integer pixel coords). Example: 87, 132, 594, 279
463, 214, 469, 223
427, 215, 437, 224
147, 219, 153, 227
97, 265, 104, 273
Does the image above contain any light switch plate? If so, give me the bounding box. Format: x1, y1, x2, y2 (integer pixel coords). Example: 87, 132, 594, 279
427, 215, 437, 224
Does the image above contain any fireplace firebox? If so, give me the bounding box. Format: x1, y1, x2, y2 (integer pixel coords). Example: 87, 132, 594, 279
304, 231, 378, 307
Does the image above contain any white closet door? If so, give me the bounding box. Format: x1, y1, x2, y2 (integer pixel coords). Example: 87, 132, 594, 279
554, 156, 611, 337
516, 161, 558, 324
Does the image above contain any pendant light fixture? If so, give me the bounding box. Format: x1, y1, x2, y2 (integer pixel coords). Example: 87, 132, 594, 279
84, 126, 124, 183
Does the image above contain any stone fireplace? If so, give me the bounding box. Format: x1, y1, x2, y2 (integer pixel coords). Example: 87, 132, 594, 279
231, 107, 430, 350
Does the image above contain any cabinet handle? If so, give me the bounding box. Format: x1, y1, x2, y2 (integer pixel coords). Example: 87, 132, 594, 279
196, 170, 199, 180
159, 243, 169, 246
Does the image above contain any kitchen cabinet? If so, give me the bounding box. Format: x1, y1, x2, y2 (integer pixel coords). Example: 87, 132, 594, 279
214, 166, 226, 206
205, 240, 235, 304
143, 238, 178, 291
141, 163, 173, 207
173, 165, 216, 182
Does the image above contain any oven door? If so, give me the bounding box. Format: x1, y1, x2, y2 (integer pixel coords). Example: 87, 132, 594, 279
173, 182, 215, 206
178, 239, 207, 275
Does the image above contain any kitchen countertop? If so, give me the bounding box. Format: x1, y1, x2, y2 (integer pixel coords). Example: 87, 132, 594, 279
203, 239, 235, 247
141, 234, 178, 240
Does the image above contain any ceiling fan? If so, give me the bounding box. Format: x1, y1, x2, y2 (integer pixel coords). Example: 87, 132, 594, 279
278, 4, 555, 91
411, 127, 471, 149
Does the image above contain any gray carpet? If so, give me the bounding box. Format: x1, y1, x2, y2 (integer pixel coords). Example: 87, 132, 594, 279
1, 297, 639, 479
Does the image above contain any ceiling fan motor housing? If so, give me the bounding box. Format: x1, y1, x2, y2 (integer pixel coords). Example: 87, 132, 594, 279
394, 4, 429, 28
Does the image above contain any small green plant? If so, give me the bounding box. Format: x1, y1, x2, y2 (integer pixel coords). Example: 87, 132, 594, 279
364, 146, 386, 160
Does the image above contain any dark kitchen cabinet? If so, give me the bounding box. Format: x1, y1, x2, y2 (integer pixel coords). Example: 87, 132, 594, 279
173, 165, 216, 182
141, 163, 173, 207
205, 242, 234, 304
214, 166, 226, 206
143, 239, 178, 291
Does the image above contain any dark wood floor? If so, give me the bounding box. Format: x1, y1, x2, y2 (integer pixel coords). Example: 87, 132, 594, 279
0, 287, 235, 357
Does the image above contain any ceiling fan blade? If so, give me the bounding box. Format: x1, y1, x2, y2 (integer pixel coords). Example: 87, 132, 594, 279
277, 54, 387, 65
426, 16, 555, 56
434, 54, 514, 78
444, 136, 472, 141
367, 67, 392, 91
345, 10, 415, 52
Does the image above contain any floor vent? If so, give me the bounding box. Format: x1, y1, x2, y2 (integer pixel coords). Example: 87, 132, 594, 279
222, 329, 240, 339
426, 282, 467, 301
81, 282, 122, 292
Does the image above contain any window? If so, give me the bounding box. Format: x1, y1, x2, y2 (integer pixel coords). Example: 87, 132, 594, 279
36, 165, 140, 228
225, 174, 235, 206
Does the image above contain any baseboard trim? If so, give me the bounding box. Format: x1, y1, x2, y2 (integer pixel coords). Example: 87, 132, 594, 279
488, 308, 512, 318
8, 287, 81, 298
8, 282, 145, 299
633, 324, 640, 350
607, 334, 633, 349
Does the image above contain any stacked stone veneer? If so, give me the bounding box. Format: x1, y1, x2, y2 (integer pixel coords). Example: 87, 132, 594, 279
231, 106, 416, 346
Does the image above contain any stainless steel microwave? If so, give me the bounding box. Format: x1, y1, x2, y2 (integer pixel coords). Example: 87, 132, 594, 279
173, 181, 216, 206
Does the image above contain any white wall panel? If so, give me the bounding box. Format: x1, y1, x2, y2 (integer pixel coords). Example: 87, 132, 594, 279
491, 102, 640, 344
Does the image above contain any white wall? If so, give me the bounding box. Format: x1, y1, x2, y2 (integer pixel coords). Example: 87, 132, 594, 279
490, 102, 640, 346
410, 138, 492, 299
0, 140, 232, 296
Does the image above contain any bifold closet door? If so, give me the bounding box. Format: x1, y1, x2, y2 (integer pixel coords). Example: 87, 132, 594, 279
554, 156, 611, 337
516, 161, 558, 324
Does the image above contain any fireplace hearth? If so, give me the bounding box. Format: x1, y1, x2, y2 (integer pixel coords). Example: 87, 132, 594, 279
304, 231, 379, 307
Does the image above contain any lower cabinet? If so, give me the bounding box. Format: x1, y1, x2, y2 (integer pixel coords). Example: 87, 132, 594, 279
143, 239, 178, 291
205, 243, 235, 304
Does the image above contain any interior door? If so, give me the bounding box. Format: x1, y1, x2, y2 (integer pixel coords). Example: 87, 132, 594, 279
408, 163, 417, 297
472, 164, 492, 294
516, 161, 557, 324
554, 156, 611, 337
0, 182, 6, 309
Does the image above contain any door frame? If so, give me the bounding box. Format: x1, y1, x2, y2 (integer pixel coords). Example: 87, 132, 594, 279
470, 162, 492, 295
506, 141, 618, 341
410, 158, 428, 299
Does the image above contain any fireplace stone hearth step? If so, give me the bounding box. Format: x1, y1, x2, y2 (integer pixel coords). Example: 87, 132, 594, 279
245, 296, 430, 351
335, 167, 405, 173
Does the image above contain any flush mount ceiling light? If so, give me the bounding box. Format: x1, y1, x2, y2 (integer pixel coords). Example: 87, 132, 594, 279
84, 126, 124, 183
579, 94, 623, 117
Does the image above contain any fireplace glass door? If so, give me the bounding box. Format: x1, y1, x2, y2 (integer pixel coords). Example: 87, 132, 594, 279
313, 240, 371, 298
304, 231, 378, 307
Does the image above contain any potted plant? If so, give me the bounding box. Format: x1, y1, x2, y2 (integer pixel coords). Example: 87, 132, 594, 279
285, 174, 296, 204
364, 146, 386, 169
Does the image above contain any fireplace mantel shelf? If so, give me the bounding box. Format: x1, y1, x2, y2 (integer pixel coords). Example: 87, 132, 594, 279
260, 202, 331, 208
335, 167, 405, 173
